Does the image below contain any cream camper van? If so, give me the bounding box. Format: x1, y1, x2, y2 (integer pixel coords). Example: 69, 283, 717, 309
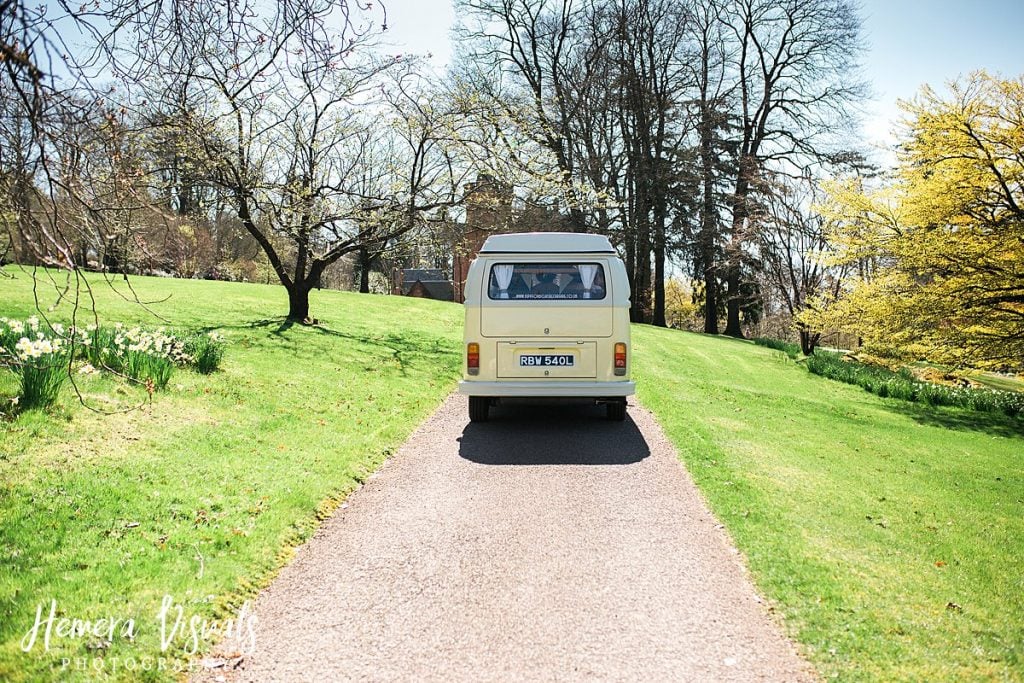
458, 232, 635, 422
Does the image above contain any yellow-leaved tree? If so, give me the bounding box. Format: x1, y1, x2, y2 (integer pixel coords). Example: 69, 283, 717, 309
664, 278, 701, 330
801, 72, 1024, 370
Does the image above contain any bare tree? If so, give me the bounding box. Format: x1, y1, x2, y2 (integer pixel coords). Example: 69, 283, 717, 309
2, 1, 401, 320
684, 0, 737, 334
718, 0, 865, 337
610, 0, 694, 324
456, 0, 597, 231
754, 174, 849, 354
96, 1, 470, 321
455, 0, 700, 325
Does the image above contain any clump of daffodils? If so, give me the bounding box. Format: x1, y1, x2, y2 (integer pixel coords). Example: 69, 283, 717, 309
0, 319, 69, 411
65, 324, 94, 347
0, 316, 228, 410
184, 330, 228, 374
0, 317, 25, 335
0, 316, 66, 366
1, 317, 86, 358
14, 335, 64, 360
111, 326, 191, 365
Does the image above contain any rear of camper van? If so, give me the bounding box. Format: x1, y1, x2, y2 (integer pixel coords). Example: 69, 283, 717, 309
457, 232, 635, 422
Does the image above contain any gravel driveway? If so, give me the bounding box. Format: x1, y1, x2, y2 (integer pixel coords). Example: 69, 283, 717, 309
199, 395, 813, 682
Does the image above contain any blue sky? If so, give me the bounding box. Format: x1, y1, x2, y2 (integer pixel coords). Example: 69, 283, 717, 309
378, 0, 1024, 166
858, 0, 1024, 158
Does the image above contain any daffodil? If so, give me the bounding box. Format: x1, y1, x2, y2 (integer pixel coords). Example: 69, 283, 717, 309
15, 337, 33, 359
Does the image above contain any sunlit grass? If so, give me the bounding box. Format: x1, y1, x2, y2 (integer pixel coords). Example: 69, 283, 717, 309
634, 327, 1024, 681
4, 267, 1022, 681
0, 267, 462, 681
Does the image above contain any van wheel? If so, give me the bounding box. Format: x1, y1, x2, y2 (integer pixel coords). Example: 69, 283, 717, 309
606, 400, 626, 422
469, 396, 490, 423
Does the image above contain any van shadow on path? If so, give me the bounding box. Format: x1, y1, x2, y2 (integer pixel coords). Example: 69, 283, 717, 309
197, 395, 813, 682
459, 401, 649, 465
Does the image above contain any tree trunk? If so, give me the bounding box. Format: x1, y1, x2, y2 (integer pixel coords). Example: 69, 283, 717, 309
631, 181, 651, 323
703, 264, 718, 334
652, 203, 667, 327
631, 247, 650, 323
799, 328, 820, 356
723, 168, 751, 338
723, 269, 743, 338
622, 210, 638, 323
287, 283, 311, 322
358, 247, 371, 293
699, 106, 719, 335
652, 242, 666, 327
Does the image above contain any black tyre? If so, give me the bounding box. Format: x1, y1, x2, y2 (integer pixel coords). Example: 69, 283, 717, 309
606, 400, 626, 422
469, 396, 490, 422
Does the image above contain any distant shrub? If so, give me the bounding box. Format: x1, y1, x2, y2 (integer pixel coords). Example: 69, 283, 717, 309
806, 351, 1023, 417
753, 337, 801, 359
185, 331, 227, 374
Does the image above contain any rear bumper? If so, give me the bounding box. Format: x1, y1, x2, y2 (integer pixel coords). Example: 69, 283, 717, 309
458, 379, 635, 398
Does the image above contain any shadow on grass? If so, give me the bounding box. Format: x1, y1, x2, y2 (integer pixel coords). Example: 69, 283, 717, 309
237, 317, 295, 336
459, 401, 650, 465
886, 401, 1024, 440
206, 317, 458, 377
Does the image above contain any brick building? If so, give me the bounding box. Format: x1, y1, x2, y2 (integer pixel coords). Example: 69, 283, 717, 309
396, 173, 568, 303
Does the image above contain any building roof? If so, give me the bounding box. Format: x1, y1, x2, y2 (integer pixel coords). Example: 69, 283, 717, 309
402, 278, 454, 301
479, 232, 615, 254
402, 268, 446, 282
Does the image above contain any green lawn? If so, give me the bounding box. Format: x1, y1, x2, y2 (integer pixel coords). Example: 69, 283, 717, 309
2, 271, 1022, 681
633, 326, 1024, 681
0, 268, 463, 681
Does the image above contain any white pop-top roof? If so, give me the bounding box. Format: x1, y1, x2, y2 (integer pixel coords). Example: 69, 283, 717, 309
479, 232, 615, 254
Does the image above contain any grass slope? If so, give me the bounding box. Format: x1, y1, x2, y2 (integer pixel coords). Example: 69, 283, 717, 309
633, 326, 1024, 681
4, 270, 1022, 681
0, 268, 462, 681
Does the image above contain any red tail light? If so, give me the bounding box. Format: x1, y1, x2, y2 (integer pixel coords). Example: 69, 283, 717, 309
614, 342, 627, 376
467, 342, 480, 375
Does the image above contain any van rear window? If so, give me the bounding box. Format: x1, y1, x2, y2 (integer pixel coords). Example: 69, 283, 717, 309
487, 263, 607, 300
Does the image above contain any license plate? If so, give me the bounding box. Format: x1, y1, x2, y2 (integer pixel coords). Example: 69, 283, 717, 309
519, 354, 574, 367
